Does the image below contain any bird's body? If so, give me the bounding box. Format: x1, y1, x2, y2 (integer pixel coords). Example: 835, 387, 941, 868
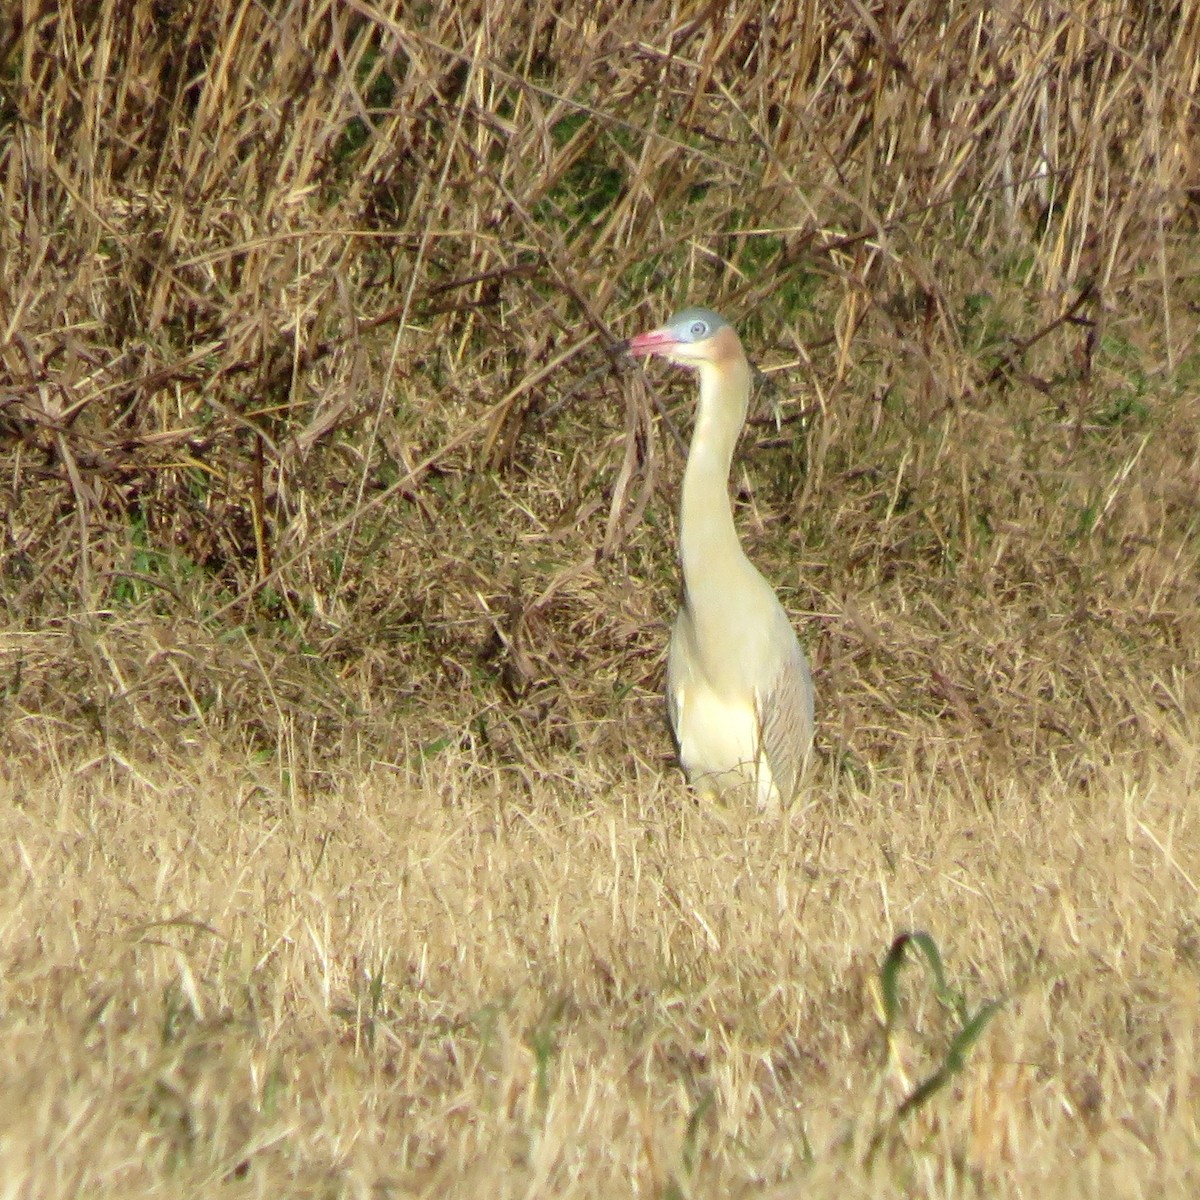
629, 308, 814, 810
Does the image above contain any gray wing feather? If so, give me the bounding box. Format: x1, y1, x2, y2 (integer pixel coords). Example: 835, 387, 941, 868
757, 631, 815, 807
665, 607, 695, 749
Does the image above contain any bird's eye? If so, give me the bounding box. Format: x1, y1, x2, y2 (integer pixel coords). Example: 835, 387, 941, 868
689, 320, 708, 337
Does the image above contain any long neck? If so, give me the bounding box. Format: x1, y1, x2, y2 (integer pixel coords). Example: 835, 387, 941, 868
679, 356, 755, 603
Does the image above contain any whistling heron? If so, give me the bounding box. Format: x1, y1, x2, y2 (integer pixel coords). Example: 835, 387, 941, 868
628, 308, 814, 810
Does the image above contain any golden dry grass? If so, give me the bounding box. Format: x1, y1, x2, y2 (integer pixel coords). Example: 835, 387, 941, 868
4, 735, 1200, 1197
3, 0, 1200, 1194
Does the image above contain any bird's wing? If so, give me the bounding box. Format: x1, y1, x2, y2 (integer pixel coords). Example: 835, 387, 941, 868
756, 630, 815, 807
665, 608, 694, 747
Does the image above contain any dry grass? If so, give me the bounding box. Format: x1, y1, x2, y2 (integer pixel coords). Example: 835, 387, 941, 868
3, 735, 1200, 1197
3, 0, 1200, 1194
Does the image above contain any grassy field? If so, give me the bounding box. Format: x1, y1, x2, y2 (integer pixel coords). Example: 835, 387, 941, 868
3, 0, 1200, 1194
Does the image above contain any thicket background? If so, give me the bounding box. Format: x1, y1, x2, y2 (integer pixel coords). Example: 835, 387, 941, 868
4, 0, 1198, 790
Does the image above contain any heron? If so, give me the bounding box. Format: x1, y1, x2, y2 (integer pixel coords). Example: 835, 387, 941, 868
628, 307, 814, 810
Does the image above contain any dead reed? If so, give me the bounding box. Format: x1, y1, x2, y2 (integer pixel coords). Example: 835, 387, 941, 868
3, 0, 1199, 789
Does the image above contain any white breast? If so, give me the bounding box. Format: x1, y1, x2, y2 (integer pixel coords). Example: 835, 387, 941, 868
667, 619, 781, 810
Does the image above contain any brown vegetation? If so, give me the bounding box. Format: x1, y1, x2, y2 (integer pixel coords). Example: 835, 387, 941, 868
2, 0, 1200, 1194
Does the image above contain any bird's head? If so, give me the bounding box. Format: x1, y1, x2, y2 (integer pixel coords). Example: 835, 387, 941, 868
626, 307, 744, 372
